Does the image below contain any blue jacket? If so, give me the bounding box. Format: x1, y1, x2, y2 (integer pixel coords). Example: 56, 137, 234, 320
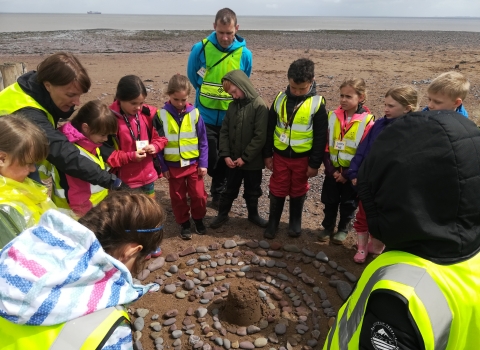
187, 31, 252, 127
422, 104, 469, 118
347, 116, 396, 180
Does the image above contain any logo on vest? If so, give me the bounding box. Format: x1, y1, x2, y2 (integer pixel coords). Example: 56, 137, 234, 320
370, 322, 398, 350
217, 87, 224, 93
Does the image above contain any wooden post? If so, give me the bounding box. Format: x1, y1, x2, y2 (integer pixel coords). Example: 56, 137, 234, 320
0, 63, 18, 89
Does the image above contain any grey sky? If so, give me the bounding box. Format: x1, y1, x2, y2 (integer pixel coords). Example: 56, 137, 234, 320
1, 0, 479, 17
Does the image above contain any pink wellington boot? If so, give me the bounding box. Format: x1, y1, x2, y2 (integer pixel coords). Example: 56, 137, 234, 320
368, 234, 385, 255
353, 231, 369, 264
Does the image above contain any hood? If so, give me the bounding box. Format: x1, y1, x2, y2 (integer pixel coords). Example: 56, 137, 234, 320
59, 122, 101, 153
0, 210, 155, 326
163, 101, 195, 117
223, 70, 259, 102
17, 71, 75, 123
358, 110, 480, 264
206, 31, 247, 52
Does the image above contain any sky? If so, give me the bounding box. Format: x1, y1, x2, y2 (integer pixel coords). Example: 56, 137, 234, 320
1, 0, 479, 17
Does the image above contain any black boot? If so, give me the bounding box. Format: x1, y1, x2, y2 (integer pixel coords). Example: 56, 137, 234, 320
209, 196, 234, 229
263, 194, 286, 239
246, 199, 268, 228
288, 194, 306, 237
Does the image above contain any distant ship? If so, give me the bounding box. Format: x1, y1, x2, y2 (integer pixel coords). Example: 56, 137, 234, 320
87, 11, 101, 14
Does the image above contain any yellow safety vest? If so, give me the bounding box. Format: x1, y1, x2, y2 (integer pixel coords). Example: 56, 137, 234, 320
51, 145, 108, 212
0, 82, 55, 179
199, 39, 243, 111
273, 92, 322, 153
158, 109, 200, 162
324, 250, 480, 350
327, 110, 374, 168
0, 306, 130, 350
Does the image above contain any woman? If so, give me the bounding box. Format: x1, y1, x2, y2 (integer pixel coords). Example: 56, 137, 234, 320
0, 52, 124, 189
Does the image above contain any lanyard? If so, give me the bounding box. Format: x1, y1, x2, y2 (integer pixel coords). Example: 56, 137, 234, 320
122, 113, 141, 142
280, 98, 304, 131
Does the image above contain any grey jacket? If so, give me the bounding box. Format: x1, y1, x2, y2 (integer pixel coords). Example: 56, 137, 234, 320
219, 70, 268, 171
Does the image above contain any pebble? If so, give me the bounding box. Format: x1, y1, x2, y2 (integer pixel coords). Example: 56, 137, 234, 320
194, 341, 205, 349
150, 331, 162, 340
196, 307, 208, 318
134, 340, 144, 350
267, 250, 283, 258
301, 248, 316, 257
337, 281, 353, 301
134, 330, 142, 341
275, 261, 287, 268
232, 340, 239, 349
218, 258, 226, 266
164, 284, 177, 294
328, 260, 338, 269
184, 280, 195, 290
133, 317, 144, 331
189, 335, 201, 345
240, 266, 251, 272
136, 308, 150, 318
199, 254, 212, 261
196, 246, 209, 253
165, 253, 179, 262
147, 257, 166, 271
258, 290, 267, 298
283, 244, 301, 253
307, 339, 318, 347
216, 276, 226, 281
169, 265, 178, 273
211, 261, 218, 268
176, 292, 185, 299
163, 318, 176, 326
315, 251, 329, 262
180, 246, 196, 256
239, 341, 255, 349
312, 329, 321, 340
277, 273, 288, 281
224, 240, 237, 249
236, 271, 245, 277
270, 242, 282, 250
268, 333, 278, 343
237, 327, 247, 336
247, 325, 261, 334
137, 269, 150, 281
259, 240, 270, 249
246, 241, 259, 248
259, 320, 269, 329
254, 338, 268, 348
224, 338, 231, 349
344, 271, 358, 283
187, 259, 198, 266
164, 272, 172, 277
275, 323, 287, 335
151, 322, 162, 331
215, 338, 224, 346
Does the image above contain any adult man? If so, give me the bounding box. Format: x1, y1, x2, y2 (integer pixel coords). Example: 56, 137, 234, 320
324, 111, 480, 349
187, 7, 252, 208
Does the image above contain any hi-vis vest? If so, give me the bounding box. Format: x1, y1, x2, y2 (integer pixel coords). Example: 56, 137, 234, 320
158, 109, 199, 162
0, 82, 55, 179
0, 306, 130, 350
51, 145, 108, 211
273, 92, 322, 153
324, 250, 480, 350
328, 110, 373, 168
199, 39, 243, 111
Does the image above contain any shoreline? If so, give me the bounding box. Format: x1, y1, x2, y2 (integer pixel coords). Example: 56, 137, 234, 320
1, 29, 480, 54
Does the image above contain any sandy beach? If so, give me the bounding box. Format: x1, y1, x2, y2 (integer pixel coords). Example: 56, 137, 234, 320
1, 29, 480, 349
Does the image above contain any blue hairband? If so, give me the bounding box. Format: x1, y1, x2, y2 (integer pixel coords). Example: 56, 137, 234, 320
125, 226, 163, 233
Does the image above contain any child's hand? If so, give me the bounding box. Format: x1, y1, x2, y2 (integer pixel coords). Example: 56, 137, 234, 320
143, 144, 156, 154
264, 157, 273, 171
306, 166, 318, 178
198, 167, 207, 177
234, 158, 245, 168
225, 157, 236, 168
352, 178, 357, 186
333, 171, 340, 179
163, 171, 170, 180
135, 150, 147, 162
336, 173, 347, 183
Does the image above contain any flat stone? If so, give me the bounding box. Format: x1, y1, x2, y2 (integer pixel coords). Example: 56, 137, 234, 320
259, 320, 269, 329
133, 317, 144, 331
275, 323, 287, 335
322, 300, 332, 308
163, 318, 176, 326
247, 325, 261, 334
218, 258, 226, 266
184, 280, 195, 290
172, 330, 183, 338
337, 281, 353, 301
150, 331, 162, 340
199, 254, 212, 261
315, 251, 329, 262
151, 322, 162, 331
196, 246, 209, 253
254, 338, 268, 348
165, 309, 178, 317
136, 308, 149, 318
208, 243, 220, 250
196, 308, 208, 318
246, 241, 259, 248
216, 276, 226, 281
268, 333, 278, 344
236, 271, 245, 277
237, 326, 247, 336
164, 284, 177, 294
312, 329, 321, 340
302, 248, 316, 257
134, 340, 144, 350
186, 259, 198, 266
147, 257, 166, 271
277, 273, 288, 281
259, 240, 270, 249
270, 242, 282, 250
165, 253, 179, 262
232, 340, 239, 349
283, 244, 300, 253
224, 240, 237, 249
307, 339, 318, 347
179, 246, 196, 257
344, 271, 358, 283
328, 260, 338, 269
211, 261, 218, 268
267, 250, 283, 258
169, 265, 178, 274
224, 338, 231, 349
239, 341, 255, 349
194, 341, 205, 349
275, 261, 287, 268
137, 269, 150, 281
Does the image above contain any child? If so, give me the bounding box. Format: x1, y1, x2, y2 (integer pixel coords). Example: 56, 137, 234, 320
0, 115, 56, 248
108, 75, 168, 199
209, 70, 268, 230
319, 78, 374, 244
348, 85, 418, 263
51, 100, 117, 217
263, 58, 328, 239
423, 71, 470, 117
0, 192, 165, 349
155, 74, 208, 240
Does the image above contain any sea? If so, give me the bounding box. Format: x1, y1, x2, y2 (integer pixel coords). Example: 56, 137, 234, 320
0, 13, 480, 33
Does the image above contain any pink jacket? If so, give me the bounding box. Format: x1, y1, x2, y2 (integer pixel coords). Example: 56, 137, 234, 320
58, 122, 104, 216
108, 101, 168, 188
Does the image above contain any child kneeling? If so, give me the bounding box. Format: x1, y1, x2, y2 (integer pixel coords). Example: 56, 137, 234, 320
209, 70, 269, 229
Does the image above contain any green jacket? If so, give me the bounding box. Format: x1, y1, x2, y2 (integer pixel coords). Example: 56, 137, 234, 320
219, 70, 268, 171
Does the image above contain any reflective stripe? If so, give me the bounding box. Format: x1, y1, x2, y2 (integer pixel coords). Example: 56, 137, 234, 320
353, 117, 368, 147
328, 111, 336, 147
50, 306, 129, 350
337, 152, 354, 161
327, 263, 452, 350
274, 92, 286, 114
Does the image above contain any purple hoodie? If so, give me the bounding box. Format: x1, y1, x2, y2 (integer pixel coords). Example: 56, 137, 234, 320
347, 116, 397, 180
157, 102, 208, 171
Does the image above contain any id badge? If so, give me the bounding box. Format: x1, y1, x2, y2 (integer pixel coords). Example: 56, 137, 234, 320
334, 140, 346, 151
197, 67, 206, 78
136, 140, 149, 151
279, 133, 288, 144
180, 159, 190, 167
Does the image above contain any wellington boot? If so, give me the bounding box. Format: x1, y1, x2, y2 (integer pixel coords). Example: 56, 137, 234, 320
209, 197, 234, 229
263, 194, 286, 239
353, 231, 369, 264
246, 199, 268, 228
287, 194, 306, 237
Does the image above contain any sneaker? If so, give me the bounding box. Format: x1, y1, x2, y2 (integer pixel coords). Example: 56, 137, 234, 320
331, 230, 348, 245
180, 221, 192, 240
318, 228, 333, 242
150, 247, 162, 258
193, 218, 207, 235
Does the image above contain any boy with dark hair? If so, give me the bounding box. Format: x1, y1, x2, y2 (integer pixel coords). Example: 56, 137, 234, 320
209, 70, 268, 228
263, 58, 328, 239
